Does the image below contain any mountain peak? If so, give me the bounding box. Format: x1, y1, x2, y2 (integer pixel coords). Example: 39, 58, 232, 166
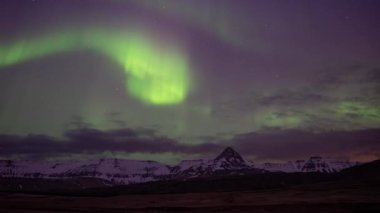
214, 147, 246, 166
216, 147, 238, 157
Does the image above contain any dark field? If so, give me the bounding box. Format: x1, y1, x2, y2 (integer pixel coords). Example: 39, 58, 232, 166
1, 162, 380, 212
1, 181, 380, 213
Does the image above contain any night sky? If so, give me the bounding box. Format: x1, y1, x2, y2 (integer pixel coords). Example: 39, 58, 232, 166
0, 0, 379, 164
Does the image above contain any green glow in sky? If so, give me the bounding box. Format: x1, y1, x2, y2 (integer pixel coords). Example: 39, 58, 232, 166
0, 31, 79, 66
0, 29, 190, 105
257, 111, 302, 129
338, 101, 380, 119
114, 33, 189, 105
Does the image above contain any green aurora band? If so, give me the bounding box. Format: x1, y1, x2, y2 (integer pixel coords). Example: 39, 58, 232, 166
0, 29, 190, 105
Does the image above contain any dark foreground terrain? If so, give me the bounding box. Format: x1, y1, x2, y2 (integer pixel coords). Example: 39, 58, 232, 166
0, 161, 379, 212
1, 182, 380, 213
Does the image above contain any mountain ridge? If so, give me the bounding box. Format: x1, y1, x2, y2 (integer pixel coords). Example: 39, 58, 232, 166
0, 147, 361, 185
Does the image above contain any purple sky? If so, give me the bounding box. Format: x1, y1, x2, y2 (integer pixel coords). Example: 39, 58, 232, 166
0, 0, 379, 163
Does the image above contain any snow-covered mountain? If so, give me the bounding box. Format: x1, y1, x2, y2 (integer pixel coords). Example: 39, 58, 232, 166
0, 147, 361, 185
171, 147, 264, 178
252, 160, 305, 173
0, 159, 171, 184
251, 157, 360, 173
301, 156, 360, 173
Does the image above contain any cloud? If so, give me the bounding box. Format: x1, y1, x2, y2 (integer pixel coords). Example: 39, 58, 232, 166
314, 64, 380, 94
244, 64, 380, 131
255, 65, 380, 108
227, 128, 380, 161
0, 127, 379, 163
0, 128, 222, 160
256, 91, 330, 107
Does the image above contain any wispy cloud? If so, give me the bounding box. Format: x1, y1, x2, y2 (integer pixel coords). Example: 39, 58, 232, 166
0, 128, 222, 160
227, 128, 380, 161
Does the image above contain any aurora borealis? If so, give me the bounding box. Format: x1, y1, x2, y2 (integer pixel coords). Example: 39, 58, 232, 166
0, 0, 380, 163
0, 28, 190, 105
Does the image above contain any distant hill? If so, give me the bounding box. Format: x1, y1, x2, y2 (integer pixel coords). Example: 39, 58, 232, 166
0, 147, 372, 194
340, 160, 380, 179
